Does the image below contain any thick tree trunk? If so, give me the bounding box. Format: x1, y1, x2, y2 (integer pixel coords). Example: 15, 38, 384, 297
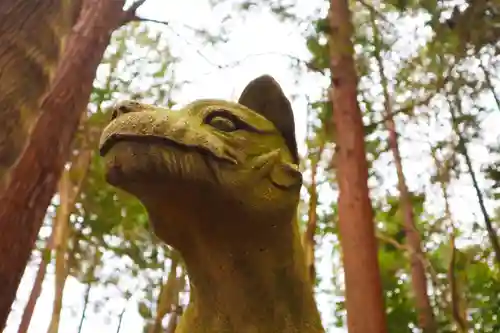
0, 0, 132, 328
370, 14, 436, 332
327, 1, 388, 332
0, 0, 82, 189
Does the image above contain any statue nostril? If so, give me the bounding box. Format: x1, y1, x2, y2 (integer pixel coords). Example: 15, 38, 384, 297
110, 101, 139, 121
111, 109, 118, 120
118, 105, 132, 113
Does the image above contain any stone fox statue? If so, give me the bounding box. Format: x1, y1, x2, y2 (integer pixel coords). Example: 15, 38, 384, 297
99, 75, 325, 333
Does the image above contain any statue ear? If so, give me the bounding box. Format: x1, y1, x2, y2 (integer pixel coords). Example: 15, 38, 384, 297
270, 161, 302, 190
251, 150, 302, 190
238, 75, 299, 165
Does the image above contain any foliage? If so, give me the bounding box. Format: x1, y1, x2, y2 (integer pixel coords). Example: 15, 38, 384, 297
6, 0, 500, 332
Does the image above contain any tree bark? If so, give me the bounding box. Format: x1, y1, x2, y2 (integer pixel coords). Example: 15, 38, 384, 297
17, 140, 89, 333
370, 13, 436, 333
431, 147, 468, 332
149, 255, 180, 333
47, 169, 72, 333
383, 88, 436, 333
327, 1, 388, 332
302, 143, 325, 283
17, 232, 56, 333
0, 0, 82, 189
448, 96, 500, 266
0, 0, 134, 328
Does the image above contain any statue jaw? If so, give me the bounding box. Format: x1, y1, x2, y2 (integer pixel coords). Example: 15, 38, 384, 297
98, 75, 326, 332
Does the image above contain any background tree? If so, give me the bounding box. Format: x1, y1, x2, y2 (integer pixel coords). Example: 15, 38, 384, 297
2, 0, 500, 332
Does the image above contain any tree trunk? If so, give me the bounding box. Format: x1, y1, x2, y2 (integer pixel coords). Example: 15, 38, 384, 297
77, 282, 92, 333
17, 232, 56, 333
430, 149, 468, 332
164, 308, 180, 333
448, 96, 500, 266
0, 0, 137, 327
383, 92, 436, 333
302, 143, 325, 283
0, 0, 82, 189
18, 136, 90, 333
479, 61, 500, 111
47, 168, 73, 333
370, 13, 436, 333
149, 256, 180, 333
327, 1, 388, 332
49, 142, 92, 333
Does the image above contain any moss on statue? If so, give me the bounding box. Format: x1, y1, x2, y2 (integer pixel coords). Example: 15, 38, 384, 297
99, 75, 325, 333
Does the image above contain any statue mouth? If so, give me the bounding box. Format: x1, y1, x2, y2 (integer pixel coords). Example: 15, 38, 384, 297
99, 133, 237, 165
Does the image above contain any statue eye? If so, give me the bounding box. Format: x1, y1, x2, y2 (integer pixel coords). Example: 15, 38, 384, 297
207, 115, 238, 132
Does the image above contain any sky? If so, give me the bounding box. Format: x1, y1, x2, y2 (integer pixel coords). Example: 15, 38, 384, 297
5, 0, 500, 332
6, 0, 340, 332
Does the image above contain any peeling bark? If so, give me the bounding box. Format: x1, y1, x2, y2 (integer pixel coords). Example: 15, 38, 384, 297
327, 0, 388, 332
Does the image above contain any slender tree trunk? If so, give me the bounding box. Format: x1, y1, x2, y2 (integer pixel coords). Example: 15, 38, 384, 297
479, 61, 500, 111
165, 273, 186, 333
164, 307, 180, 333
448, 232, 468, 333
77, 283, 92, 333
47, 169, 72, 333
327, 1, 387, 332
302, 143, 325, 283
149, 256, 180, 333
448, 96, 500, 266
384, 62, 436, 333
116, 306, 127, 333
370, 13, 436, 332
430, 149, 468, 332
49, 145, 92, 333
17, 232, 56, 333
0, 0, 141, 327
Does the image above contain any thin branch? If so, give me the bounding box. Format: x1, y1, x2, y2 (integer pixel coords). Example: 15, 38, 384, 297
357, 0, 394, 27
367, 71, 450, 129
130, 16, 224, 69
134, 16, 169, 26
376, 232, 409, 251
376, 231, 441, 289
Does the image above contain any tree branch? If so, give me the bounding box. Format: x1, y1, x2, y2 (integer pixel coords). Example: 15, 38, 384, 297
133, 16, 169, 26
122, 0, 148, 24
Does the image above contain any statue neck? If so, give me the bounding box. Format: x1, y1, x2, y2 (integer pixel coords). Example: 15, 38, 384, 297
176, 214, 325, 333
